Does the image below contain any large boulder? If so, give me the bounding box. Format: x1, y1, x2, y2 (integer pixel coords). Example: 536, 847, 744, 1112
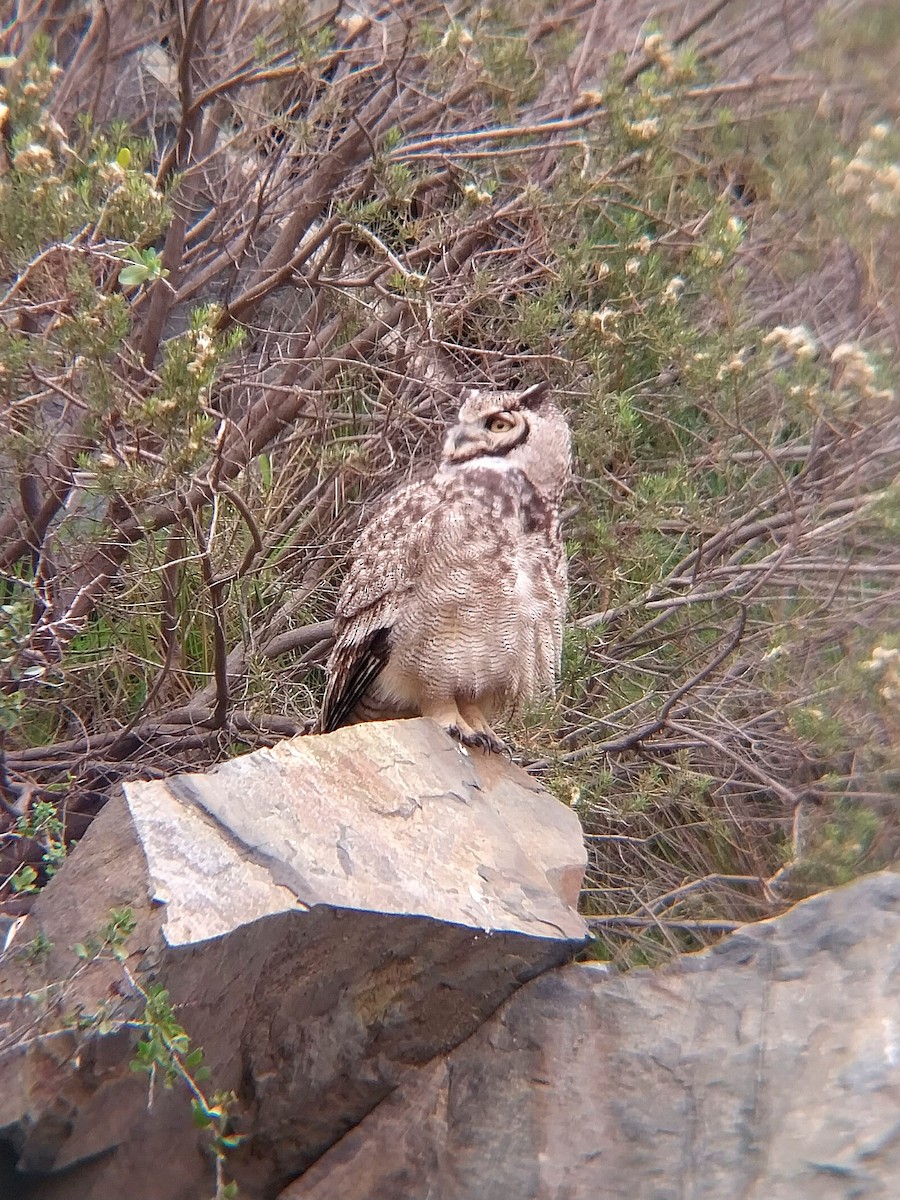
285, 870, 900, 1200
0, 719, 588, 1199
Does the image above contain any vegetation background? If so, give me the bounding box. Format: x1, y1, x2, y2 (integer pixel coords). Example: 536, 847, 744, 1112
0, 0, 897, 966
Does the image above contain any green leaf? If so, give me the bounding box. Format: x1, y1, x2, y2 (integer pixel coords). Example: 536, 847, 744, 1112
184, 1047, 204, 1070
258, 452, 272, 491
116, 146, 132, 169
9, 865, 38, 894
118, 247, 168, 288
381, 125, 402, 152
191, 1099, 212, 1128
119, 264, 150, 288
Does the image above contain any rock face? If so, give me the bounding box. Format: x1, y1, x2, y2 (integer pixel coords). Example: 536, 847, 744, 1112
285, 870, 900, 1200
4, 719, 897, 1200
0, 719, 588, 1199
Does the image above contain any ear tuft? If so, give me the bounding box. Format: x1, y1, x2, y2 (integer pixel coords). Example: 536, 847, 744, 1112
516, 381, 551, 409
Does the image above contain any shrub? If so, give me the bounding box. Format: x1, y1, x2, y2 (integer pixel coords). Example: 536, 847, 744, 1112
0, 1, 897, 964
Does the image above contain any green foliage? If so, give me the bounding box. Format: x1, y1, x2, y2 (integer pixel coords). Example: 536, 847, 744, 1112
118, 246, 169, 288
0, 57, 168, 269
9, 862, 37, 892
0, 600, 36, 731
20, 929, 54, 960
4, 901, 241, 1197
72, 905, 136, 963
132, 983, 208, 1085
132, 983, 243, 1196
788, 799, 882, 892
0, 0, 896, 974
2, 798, 68, 894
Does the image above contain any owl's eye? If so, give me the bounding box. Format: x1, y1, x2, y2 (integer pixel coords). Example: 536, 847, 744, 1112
486, 414, 515, 434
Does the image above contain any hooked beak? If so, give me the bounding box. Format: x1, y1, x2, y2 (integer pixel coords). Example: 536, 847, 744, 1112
443, 423, 480, 458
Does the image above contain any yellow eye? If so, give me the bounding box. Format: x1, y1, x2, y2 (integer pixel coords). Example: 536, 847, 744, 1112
486, 414, 515, 434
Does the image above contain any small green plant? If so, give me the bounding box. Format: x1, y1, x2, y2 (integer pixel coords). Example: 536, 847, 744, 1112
131, 983, 244, 1198
117, 245, 169, 288
1, 799, 68, 897
73, 905, 136, 962
20, 929, 54, 960
786, 799, 883, 893
25, 907, 244, 1197
8, 862, 38, 893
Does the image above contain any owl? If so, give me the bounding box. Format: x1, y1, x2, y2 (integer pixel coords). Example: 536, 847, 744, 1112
317, 382, 571, 752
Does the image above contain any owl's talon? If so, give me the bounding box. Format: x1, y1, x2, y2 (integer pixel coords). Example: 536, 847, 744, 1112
446, 723, 467, 749
483, 732, 508, 756
467, 731, 493, 753
448, 727, 506, 755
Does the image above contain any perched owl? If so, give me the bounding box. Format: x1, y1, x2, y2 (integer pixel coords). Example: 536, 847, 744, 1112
317, 382, 571, 751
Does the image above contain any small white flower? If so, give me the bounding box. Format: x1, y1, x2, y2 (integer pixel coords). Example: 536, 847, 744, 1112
627, 118, 659, 141
462, 183, 492, 205
716, 353, 748, 381
12, 143, 54, 174
662, 276, 684, 304
830, 341, 893, 399
588, 306, 621, 338
338, 14, 369, 35
642, 32, 674, 72
865, 646, 899, 672
763, 325, 818, 359
876, 162, 900, 193
866, 191, 899, 217
441, 23, 473, 49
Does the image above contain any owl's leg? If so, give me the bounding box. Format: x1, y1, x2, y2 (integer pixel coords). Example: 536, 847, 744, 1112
419, 699, 503, 755
457, 702, 507, 756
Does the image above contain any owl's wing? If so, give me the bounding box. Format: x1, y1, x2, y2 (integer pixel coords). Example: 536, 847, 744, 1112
318, 479, 436, 733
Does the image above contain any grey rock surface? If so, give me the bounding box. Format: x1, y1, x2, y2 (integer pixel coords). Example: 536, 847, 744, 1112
133, 717, 587, 943
285, 870, 900, 1200
0, 719, 588, 1199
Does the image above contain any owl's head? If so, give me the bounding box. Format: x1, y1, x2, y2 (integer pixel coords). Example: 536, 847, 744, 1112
442, 382, 571, 500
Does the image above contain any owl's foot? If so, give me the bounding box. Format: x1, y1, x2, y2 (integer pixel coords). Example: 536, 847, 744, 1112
448, 725, 507, 756
455, 701, 508, 755
421, 701, 507, 755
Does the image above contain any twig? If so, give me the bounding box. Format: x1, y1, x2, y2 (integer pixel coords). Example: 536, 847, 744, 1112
191, 506, 229, 730
585, 916, 743, 934
547, 607, 747, 763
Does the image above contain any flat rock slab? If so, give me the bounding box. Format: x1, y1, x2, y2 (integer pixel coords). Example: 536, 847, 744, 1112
131, 717, 587, 944
0, 719, 587, 1199
285, 870, 900, 1200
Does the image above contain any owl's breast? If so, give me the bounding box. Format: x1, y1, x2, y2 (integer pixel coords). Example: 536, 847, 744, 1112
385, 516, 566, 711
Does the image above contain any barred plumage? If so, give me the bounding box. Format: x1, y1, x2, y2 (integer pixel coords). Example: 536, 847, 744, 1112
318, 382, 571, 751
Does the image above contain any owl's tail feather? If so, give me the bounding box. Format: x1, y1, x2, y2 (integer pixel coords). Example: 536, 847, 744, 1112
317, 626, 391, 733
